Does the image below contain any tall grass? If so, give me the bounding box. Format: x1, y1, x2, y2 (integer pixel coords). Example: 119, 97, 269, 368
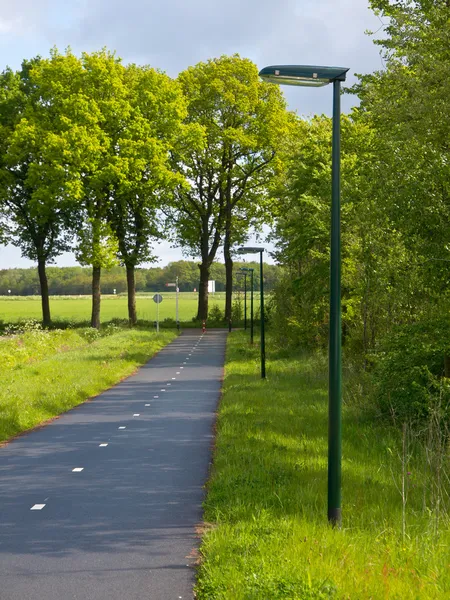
196, 332, 449, 599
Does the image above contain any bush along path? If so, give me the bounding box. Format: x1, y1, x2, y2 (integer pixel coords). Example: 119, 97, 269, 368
195, 331, 449, 599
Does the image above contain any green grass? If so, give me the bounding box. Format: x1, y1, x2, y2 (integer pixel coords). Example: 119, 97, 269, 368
0, 326, 177, 443
196, 331, 449, 599
0, 293, 227, 324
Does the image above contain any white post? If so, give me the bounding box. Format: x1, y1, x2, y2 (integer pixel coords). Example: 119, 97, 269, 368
157, 298, 160, 333
176, 276, 179, 329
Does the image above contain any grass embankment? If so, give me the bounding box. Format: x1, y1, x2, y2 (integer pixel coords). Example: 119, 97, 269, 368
196, 332, 449, 599
0, 326, 176, 443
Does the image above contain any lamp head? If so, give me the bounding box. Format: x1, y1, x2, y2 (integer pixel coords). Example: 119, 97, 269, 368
259, 65, 349, 87
238, 246, 264, 254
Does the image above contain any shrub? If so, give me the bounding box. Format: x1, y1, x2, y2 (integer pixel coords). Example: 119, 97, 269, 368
231, 297, 243, 322
374, 317, 450, 425
208, 304, 224, 323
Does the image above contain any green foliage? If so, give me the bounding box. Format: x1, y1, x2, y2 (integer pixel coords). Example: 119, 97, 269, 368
0, 56, 86, 265
270, 0, 450, 431
374, 317, 450, 424
208, 304, 224, 323
231, 296, 243, 322
170, 54, 291, 318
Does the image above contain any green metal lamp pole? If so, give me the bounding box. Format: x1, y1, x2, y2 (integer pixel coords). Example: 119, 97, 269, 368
259, 251, 265, 379
249, 269, 254, 345
238, 250, 265, 378
258, 64, 349, 526
244, 272, 247, 330
328, 77, 342, 526
240, 267, 255, 344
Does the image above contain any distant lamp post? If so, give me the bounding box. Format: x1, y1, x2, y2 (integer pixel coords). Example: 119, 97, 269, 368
240, 267, 254, 344
259, 64, 349, 527
236, 269, 248, 329
238, 247, 265, 378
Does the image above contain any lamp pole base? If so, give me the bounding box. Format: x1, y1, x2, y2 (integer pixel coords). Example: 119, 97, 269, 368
327, 507, 341, 527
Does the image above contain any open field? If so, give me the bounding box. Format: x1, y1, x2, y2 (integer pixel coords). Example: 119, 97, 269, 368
0, 327, 177, 443
196, 331, 449, 599
0, 293, 228, 324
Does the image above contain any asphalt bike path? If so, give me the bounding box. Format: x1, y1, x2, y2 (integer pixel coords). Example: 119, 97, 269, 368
0, 329, 227, 600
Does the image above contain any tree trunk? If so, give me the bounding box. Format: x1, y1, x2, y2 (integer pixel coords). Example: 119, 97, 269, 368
126, 264, 137, 326
91, 266, 101, 329
197, 262, 210, 321
224, 225, 233, 321
37, 257, 51, 327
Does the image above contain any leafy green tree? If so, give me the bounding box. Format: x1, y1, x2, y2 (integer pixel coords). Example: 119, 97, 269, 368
171, 55, 290, 320
105, 64, 188, 324
352, 0, 450, 296
31, 49, 187, 328
0, 56, 95, 326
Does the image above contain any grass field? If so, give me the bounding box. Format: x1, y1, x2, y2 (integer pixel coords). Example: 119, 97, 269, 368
0, 293, 228, 324
0, 326, 176, 443
196, 331, 449, 599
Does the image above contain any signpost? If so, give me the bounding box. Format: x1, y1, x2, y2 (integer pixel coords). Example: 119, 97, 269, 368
153, 293, 163, 332
176, 277, 179, 330
165, 278, 180, 330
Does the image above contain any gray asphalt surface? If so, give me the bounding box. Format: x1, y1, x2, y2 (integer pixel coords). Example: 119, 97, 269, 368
0, 329, 227, 600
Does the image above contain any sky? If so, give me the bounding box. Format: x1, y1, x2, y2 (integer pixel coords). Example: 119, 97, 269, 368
0, 0, 383, 270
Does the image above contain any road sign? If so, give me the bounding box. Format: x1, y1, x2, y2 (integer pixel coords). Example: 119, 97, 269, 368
153, 294, 163, 304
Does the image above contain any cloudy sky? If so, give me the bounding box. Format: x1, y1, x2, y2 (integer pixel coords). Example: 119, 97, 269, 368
0, 0, 383, 269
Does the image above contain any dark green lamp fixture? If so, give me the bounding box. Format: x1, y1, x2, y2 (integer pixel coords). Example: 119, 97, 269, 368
259, 64, 349, 527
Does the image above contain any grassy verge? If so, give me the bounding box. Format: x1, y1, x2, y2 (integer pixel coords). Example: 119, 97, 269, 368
196, 331, 449, 599
0, 326, 176, 443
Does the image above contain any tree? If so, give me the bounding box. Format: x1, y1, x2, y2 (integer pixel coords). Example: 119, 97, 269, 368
0, 56, 95, 326
105, 64, 188, 325
171, 55, 290, 320
352, 0, 450, 290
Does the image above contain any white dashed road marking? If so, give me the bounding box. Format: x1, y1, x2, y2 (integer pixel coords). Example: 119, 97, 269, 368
72, 468, 84, 473
119, 426, 126, 430
133, 414, 140, 417
99, 443, 108, 447
30, 504, 45, 510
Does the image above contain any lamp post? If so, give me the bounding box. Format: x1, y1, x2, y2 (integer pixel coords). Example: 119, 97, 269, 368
242, 271, 248, 329
240, 267, 254, 344
259, 64, 349, 527
238, 248, 265, 378
236, 271, 247, 327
